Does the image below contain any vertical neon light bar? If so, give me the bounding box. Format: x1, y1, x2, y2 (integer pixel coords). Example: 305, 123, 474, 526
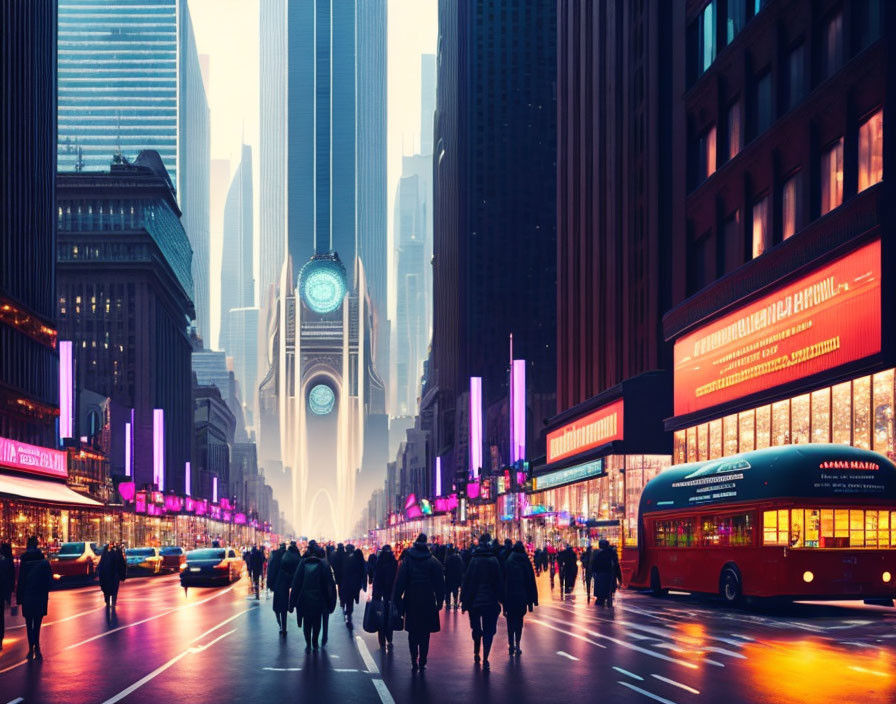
511, 359, 526, 463
213, 476, 218, 503
59, 341, 73, 439
435, 456, 442, 496
185, 461, 191, 496
470, 376, 482, 478
124, 422, 132, 477
153, 408, 164, 490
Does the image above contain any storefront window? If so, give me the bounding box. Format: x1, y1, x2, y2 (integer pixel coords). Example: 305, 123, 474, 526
686, 426, 698, 462
709, 419, 723, 459
755, 405, 771, 449
832, 381, 852, 444
723, 414, 738, 456
811, 388, 831, 443
739, 410, 755, 452
772, 400, 790, 445
674, 430, 687, 465
791, 394, 810, 444
872, 369, 894, 455
853, 375, 871, 449
697, 423, 709, 461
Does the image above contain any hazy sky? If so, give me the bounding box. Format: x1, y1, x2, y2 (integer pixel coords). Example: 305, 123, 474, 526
188, 0, 437, 349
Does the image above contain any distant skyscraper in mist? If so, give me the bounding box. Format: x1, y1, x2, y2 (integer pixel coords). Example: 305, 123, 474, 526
219, 145, 254, 352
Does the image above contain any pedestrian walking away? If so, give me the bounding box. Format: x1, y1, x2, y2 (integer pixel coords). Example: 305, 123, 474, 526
267, 543, 286, 598
272, 541, 301, 635
289, 542, 337, 652
392, 533, 445, 673
16, 536, 53, 660
582, 545, 593, 598
372, 543, 398, 649
366, 549, 378, 587
461, 533, 504, 670
503, 541, 537, 656
339, 544, 367, 626
97, 542, 127, 609
0, 542, 13, 651
330, 543, 346, 603
249, 545, 266, 599
561, 544, 578, 595
591, 539, 623, 607
444, 546, 464, 610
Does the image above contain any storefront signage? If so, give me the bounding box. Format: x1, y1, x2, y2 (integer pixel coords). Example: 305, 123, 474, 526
0, 436, 67, 479
674, 239, 882, 416
546, 400, 624, 463
534, 458, 604, 491
235, 513, 247, 525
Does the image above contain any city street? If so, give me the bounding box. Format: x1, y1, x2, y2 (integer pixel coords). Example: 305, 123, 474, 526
2, 569, 896, 704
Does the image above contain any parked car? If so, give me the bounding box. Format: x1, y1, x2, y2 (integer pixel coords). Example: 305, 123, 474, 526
159, 546, 187, 573
49, 542, 102, 581
180, 547, 243, 586
125, 547, 162, 576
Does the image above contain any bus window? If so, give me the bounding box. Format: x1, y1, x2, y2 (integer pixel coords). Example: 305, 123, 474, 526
701, 517, 720, 546
763, 509, 789, 545
865, 511, 880, 548
791, 509, 804, 547
730, 513, 753, 546
850, 510, 865, 547
655, 518, 695, 547
804, 509, 820, 547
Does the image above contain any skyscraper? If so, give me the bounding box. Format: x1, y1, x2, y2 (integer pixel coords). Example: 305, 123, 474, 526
428, 0, 557, 478
219, 145, 254, 352
57, 0, 210, 341
1, 0, 58, 448
420, 54, 436, 156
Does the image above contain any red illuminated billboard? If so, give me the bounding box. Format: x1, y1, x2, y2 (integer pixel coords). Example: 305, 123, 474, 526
547, 399, 624, 464
0, 436, 67, 479
674, 239, 881, 417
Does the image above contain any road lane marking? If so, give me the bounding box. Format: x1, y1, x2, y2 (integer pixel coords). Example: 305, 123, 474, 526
263, 667, 302, 671
613, 667, 644, 680
652, 674, 701, 694
556, 650, 579, 660
372, 678, 396, 704
355, 635, 379, 674
618, 681, 680, 704
529, 618, 607, 648
190, 629, 236, 653
6, 698, 24, 704
333, 668, 360, 672
188, 607, 251, 644
849, 665, 891, 677
7, 604, 107, 630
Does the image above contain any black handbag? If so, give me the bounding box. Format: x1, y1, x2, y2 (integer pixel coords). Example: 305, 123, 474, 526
388, 600, 405, 632
363, 599, 384, 633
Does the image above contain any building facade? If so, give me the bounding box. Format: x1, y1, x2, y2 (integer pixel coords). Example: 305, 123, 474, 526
56, 151, 195, 494
666, 0, 891, 465
219, 145, 254, 351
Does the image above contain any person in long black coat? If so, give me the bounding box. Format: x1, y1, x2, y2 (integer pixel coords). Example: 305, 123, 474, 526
330, 543, 346, 600
560, 545, 578, 594
16, 536, 52, 660
273, 542, 301, 634
0, 542, 13, 652
267, 543, 286, 596
443, 547, 464, 611
372, 544, 398, 648
366, 550, 377, 587
461, 534, 504, 670
503, 541, 537, 656
97, 543, 127, 608
393, 533, 445, 672
591, 540, 623, 607
289, 544, 337, 652
248, 546, 266, 599
582, 546, 593, 596
339, 545, 367, 625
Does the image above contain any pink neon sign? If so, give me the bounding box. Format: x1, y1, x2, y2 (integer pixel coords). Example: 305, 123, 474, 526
118, 481, 136, 502
59, 341, 73, 439
234, 513, 247, 525
470, 377, 482, 478
0, 436, 67, 479
510, 359, 526, 463
153, 409, 164, 490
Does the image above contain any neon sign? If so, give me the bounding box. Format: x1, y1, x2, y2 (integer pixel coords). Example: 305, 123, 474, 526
0, 436, 68, 479
546, 399, 624, 463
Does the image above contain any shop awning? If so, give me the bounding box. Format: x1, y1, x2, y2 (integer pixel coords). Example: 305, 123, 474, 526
0, 472, 104, 508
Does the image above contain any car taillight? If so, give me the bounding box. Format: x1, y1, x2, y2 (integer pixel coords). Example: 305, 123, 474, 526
214, 561, 229, 570
180, 562, 187, 570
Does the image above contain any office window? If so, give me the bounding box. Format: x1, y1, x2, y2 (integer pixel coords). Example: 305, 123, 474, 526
721, 210, 741, 273
782, 171, 801, 240
727, 0, 745, 43
691, 0, 717, 80
727, 101, 742, 160
786, 44, 806, 110
690, 232, 714, 293
858, 109, 883, 192
751, 196, 769, 258
822, 12, 843, 79
820, 138, 844, 214
855, 0, 881, 50
753, 70, 773, 135
697, 125, 717, 182
753, 0, 767, 15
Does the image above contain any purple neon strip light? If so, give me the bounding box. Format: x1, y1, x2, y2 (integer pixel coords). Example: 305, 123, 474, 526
59, 341, 73, 439
435, 456, 442, 497
213, 476, 218, 503
185, 461, 191, 496
511, 359, 526, 463
153, 408, 164, 491
124, 422, 132, 477
470, 377, 482, 479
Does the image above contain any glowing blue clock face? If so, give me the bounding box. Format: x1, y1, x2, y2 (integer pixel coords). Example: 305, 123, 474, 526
308, 384, 335, 415
302, 267, 345, 314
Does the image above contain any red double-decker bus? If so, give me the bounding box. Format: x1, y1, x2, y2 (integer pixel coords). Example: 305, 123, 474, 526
623, 444, 896, 605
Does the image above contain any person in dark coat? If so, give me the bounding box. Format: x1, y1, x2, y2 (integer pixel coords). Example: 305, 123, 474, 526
267, 543, 286, 596
0, 542, 13, 652
591, 540, 623, 607
582, 546, 593, 597
497, 538, 513, 568
372, 544, 398, 648
393, 533, 445, 672
560, 545, 578, 595
16, 536, 52, 660
273, 542, 301, 634
461, 534, 504, 670
289, 543, 337, 652
339, 545, 367, 625
97, 543, 127, 609
532, 548, 542, 576
366, 550, 378, 587
248, 546, 266, 599
503, 542, 537, 656
443, 547, 464, 610
330, 543, 346, 599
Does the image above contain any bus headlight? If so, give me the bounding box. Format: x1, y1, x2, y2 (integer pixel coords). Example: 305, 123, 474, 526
883, 571, 892, 583
802, 571, 814, 583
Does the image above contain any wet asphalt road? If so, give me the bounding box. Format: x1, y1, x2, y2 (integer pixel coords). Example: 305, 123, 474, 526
2, 569, 896, 704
